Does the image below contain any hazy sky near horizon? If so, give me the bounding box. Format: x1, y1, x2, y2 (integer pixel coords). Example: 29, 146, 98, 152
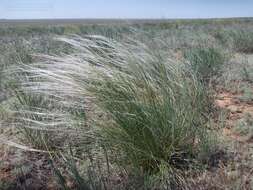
0, 0, 252, 19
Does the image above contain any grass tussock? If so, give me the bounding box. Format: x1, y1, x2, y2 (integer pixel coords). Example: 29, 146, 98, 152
214, 29, 253, 54
8, 35, 220, 189
184, 47, 227, 83
231, 30, 253, 54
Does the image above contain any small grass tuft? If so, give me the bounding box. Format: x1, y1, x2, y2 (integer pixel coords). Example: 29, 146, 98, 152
184, 47, 226, 84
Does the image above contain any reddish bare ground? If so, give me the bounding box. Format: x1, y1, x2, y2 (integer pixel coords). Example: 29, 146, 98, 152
0, 145, 58, 190
215, 91, 253, 142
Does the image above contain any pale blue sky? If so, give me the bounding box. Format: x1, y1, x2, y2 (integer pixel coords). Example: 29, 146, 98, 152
0, 0, 252, 19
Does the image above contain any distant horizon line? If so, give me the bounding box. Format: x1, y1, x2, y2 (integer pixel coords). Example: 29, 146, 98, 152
0, 16, 253, 20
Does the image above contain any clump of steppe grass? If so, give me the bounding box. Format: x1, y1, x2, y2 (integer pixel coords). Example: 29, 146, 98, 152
184, 47, 227, 84
11, 35, 218, 189
213, 29, 253, 54
231, 30, 253, 54
234, 113, 253, 138
215, 53, 253, 93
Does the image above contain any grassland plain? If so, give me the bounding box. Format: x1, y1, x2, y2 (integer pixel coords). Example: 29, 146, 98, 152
0, 18, 253, 190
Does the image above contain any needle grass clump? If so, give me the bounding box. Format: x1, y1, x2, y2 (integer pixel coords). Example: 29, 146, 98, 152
14, 35, 216, 187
